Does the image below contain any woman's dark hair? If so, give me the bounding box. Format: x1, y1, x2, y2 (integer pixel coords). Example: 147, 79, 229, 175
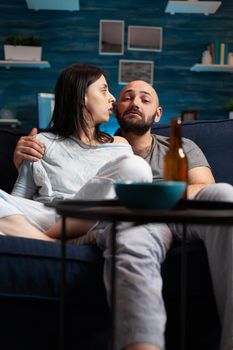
49, 63, 113, 143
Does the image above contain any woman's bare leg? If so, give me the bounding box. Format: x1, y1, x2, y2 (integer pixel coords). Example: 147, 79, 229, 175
0, 214, 96, 241
0, 215, 55, 241
45, 218, 96, 239
126, 344, 160, 350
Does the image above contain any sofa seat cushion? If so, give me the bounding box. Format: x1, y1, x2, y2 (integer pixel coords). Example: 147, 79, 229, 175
0, 235, 107, 307
0, 235, 109, 350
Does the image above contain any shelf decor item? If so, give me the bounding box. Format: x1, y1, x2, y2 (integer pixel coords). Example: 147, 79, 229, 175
181, 110, 198, 121
228, 52, 233, 66
208, 40, 228, 65
201, 50, 212, 65
190, 40, 233, 73
4, 35, 42, 61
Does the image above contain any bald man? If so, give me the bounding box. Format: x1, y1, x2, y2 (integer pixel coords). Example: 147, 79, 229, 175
13, 80, 233, 350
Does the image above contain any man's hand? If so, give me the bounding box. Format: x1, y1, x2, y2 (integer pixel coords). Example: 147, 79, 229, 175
13, 128, 45, 170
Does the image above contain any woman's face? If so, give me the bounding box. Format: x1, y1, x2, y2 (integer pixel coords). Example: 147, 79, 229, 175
84, 75, 116, 125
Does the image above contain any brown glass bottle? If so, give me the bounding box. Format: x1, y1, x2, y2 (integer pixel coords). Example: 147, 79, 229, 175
163, 118, 188, 195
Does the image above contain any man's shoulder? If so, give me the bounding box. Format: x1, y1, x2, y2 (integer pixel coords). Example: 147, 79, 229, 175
182, 137, 199, 150
153, 134, 197, 147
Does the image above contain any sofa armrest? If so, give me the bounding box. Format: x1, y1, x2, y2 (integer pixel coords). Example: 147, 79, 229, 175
0, 129, 25, 193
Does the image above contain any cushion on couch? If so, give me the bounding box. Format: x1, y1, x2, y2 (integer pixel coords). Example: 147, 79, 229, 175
0, 235, 109, 350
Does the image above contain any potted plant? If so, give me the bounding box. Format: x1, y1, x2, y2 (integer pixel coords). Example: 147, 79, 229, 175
226, 98, 233, 119
4, 35, 42, 61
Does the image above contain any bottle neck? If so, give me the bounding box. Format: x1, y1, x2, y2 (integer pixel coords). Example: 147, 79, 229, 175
169, 118, 183, 150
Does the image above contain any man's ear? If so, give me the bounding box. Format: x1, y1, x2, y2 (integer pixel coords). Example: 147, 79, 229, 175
154, 106, 162, 122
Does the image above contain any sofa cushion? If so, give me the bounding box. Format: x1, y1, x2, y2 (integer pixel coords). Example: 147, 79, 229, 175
0, 235, 106, 303
0, 235, 109, 350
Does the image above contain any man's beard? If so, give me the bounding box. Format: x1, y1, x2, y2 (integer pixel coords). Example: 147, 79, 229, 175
116, 108, 155, 135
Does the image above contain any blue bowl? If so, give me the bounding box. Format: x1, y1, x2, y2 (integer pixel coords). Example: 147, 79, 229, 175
114, 181, 186, 210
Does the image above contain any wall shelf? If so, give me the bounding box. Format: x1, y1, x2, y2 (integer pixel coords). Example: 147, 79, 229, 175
0, 119, 22, 128
190, 64, 233, 72
25, 0, 80, 11
0, 60, 50, 69
165, 1, 222, 15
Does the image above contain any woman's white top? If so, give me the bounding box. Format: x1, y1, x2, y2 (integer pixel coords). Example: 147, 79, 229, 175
11, 132, 133, 203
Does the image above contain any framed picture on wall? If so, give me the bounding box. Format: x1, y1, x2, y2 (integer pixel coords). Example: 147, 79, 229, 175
181, 110, 198, 121
118, 60, 154, 85
128, 26, 163, 52
99, 20, 124, 55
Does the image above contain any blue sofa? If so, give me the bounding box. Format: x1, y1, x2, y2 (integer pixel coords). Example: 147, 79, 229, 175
0, 119, 232, 350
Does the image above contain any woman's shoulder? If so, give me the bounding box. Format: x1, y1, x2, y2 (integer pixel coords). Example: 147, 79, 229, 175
36, 132, 61, 152
113, 136, 129, 144
37, 132, 58, 144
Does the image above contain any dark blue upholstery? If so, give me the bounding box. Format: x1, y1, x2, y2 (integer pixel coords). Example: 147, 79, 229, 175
0, 235, 105, 298
1, 120, 232, 350
0, 236, 109, 350
152, 119, 233, 185
0, 129, 21, 193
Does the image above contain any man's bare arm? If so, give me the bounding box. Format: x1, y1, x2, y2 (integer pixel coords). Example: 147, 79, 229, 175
187, 166, 215, 199
13, 128, 45, 170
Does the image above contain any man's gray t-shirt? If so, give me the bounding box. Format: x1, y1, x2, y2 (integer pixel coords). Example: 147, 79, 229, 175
146, 135, 210, 182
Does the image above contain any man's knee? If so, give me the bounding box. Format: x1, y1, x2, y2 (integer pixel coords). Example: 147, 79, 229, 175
115, 222, 172, 261
197, 183, 233, 202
